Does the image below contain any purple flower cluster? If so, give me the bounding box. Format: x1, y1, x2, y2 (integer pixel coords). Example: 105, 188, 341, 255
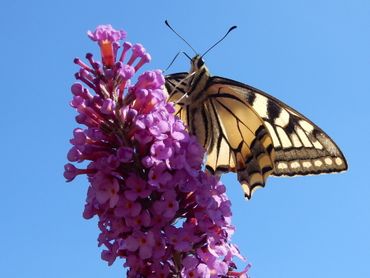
65, 25, 249, 277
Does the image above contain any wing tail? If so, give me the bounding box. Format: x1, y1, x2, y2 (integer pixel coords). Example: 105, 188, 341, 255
238, 126, 275, 199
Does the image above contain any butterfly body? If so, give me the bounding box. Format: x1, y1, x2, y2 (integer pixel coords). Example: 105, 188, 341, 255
176, 56, 210, 104
165, 55, 347, 199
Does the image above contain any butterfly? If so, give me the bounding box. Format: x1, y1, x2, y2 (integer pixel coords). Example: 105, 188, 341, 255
165, 55, 348, 199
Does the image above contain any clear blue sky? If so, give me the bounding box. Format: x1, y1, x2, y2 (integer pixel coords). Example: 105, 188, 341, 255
1, 0, 369, 277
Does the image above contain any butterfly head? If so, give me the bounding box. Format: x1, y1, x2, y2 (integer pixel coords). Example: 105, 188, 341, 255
190, 55, 209, 74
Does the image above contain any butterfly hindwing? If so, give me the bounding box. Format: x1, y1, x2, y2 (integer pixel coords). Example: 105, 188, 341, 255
167, 74, 276, 198
205, 83, 276, 198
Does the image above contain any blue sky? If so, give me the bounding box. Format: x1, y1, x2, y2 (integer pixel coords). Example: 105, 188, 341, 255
1, 0, 369, 277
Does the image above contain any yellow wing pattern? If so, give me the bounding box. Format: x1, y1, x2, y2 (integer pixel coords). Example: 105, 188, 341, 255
165, 58, 347, 199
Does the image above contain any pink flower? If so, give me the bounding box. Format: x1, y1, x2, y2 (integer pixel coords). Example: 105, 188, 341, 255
148, 163, 172, 187
153, 189, 178, 219
91, 173, 120, 208
101, 242, 119, 266
87, 24, 126, 43
65, 24, 249, 277
124, 174, 152, 201
182, 262, 211, 278
125, 209, 151, 228
123, 231, 155, 259
63, 163, 79, 181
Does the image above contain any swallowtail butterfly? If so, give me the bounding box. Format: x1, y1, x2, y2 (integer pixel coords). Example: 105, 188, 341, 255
165, 55, 347, 199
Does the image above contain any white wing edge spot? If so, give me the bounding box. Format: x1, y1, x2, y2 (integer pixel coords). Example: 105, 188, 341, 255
324, 157, 333, 165
290, 161, 300, 169
335, 157, 343, 166
277, 162, 288, 169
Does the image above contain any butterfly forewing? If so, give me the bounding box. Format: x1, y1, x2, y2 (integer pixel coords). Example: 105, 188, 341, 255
166, 73, 188, 114
211, 76, 348, 176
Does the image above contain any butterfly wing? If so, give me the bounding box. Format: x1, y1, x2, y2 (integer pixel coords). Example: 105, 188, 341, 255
166, 73, 277, 198
211, 76, 348, 177
204, 85, 276, 198
166, 72, 190, 126
166, 72, 213, 149
166, 72, 347, 199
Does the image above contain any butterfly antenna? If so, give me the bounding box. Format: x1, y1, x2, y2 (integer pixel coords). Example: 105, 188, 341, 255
165, 20, 197, 55
201, 25, 237, 58
163, 51, 192, 73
